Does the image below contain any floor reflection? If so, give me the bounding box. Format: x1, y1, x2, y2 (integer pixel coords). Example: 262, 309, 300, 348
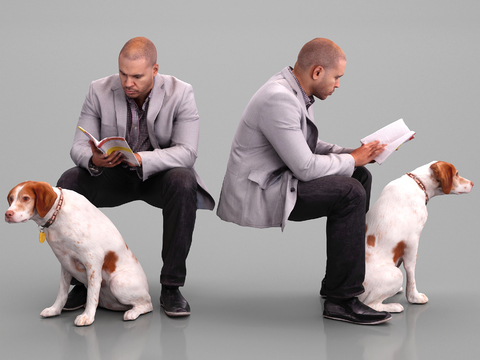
323, 297, 429, 360
159, 310, 190, 360
39, 309, 152, 360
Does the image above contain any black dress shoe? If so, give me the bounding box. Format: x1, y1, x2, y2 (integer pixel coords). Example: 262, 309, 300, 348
160, 286, 190, 317
63, 284, 87, 311
323, 297, 391, 325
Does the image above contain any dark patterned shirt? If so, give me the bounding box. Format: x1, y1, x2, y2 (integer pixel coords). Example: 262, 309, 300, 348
288, 66, 315, 109
125, 92, 154, 153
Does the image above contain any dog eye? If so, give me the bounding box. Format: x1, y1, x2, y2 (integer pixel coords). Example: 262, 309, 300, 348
22, 196, 30, 202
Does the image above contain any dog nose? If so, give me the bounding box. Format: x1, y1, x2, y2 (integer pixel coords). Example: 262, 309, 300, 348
5, 210, 14, 218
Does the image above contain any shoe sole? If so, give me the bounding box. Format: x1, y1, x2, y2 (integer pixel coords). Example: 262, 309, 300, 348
323, 314, 392, 325
160, 302, 190, 317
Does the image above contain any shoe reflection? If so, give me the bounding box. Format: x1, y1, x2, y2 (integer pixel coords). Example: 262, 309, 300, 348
160, 311, 190, 360
323, 297, 428, 360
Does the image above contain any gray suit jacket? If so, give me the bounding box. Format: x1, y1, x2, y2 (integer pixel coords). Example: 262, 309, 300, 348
70, 73, 215, 210
217, 67, 355, 229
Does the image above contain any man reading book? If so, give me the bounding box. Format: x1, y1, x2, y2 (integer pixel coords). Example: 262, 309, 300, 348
57, 37, 215, 317
217, 38, 390, 325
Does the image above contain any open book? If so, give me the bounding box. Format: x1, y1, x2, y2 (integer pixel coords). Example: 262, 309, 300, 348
78, 126, 140, 166
360, 119, 415, 165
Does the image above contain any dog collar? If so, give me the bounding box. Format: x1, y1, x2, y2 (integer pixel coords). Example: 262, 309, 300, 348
38, 188, 64, 243
406, 173, 429, 205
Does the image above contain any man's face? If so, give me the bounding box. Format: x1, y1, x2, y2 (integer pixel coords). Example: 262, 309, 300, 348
118, 56, 158, 103
311, 59, 346, 100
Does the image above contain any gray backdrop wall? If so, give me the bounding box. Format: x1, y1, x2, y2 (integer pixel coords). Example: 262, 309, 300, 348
1, 1, 478, 358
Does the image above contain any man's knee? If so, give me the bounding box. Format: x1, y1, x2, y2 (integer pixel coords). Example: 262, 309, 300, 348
341, 177, 367, 204
163, 168, 197, 191
57, 167, 89, 191
352, 166, 372, 187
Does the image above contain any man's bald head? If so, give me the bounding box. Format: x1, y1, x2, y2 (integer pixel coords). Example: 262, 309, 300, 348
296, 38, 346, 72
119, 37, 157, 66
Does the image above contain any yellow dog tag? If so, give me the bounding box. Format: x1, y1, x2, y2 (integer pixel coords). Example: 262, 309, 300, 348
39, 231, 46, 243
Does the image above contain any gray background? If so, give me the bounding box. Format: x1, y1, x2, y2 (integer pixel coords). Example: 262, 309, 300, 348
1, 1, 479, 359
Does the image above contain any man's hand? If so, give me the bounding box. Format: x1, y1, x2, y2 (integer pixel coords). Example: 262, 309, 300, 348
89, 140, 124, 168
350, 140, 386, 167
124, 153, 142, 167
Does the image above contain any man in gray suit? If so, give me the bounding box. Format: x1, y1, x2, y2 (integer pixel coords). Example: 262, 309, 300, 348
57, 37, 214, 317
217, 38, 390, 325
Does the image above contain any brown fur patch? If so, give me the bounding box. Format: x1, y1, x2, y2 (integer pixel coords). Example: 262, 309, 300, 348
392, 241, 406, 264
430, 161, 455, 194
17, 181, 58, 218
102, 251, 118, 274
367, 234, 376, 247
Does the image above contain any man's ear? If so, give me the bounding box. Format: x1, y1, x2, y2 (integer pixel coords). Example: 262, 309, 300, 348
311, 65, 324, 80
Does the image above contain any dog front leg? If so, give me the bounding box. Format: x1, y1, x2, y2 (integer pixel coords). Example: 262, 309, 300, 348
75, 265, 101, 326
41, 265, 72, 317
403, 242, 428, 304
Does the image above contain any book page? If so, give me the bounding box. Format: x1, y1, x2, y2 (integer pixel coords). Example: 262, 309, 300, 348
100, 138, 140, 166
78, 126, 100, 146
360, 119, 415, 164
361, 119, 409, 145
78, 126, 140, 166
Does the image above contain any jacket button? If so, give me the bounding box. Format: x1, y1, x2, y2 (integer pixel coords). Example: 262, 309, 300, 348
290, 187, 295, 192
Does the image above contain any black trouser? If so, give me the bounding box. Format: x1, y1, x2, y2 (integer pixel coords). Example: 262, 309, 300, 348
57, 166, 198, 286
288, 167, 371, 299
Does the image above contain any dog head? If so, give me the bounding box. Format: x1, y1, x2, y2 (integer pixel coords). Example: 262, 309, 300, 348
5, 181, 58, 224
430, 161, 474, 195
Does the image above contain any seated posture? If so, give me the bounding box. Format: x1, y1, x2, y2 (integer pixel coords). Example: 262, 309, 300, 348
6, 181, 153, 326
360, 161, 473, 312
57, 37, 215, 317
217, 38, 390, 325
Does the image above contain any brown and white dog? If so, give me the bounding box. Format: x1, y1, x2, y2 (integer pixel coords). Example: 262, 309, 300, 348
359, 161, 473, 313
5, 181, 153, 326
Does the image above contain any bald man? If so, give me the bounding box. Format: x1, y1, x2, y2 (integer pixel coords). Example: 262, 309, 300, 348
57, 37, 214, 317
217, 38, 390, 325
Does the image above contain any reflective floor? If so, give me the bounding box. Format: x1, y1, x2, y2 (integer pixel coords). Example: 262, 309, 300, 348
2, 282, 478, 360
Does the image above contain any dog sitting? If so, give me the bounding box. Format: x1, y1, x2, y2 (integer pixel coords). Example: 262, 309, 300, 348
5, 181, 153, 326
358, 161, 473, 313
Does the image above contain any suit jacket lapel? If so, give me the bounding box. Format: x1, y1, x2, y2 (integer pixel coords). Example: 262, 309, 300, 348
146, 75, 165, 149
281, 67, 318, 152
112, 84, 128, 138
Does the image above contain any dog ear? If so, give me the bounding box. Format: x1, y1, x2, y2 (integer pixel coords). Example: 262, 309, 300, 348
31, 182, 58, 218
430, 161, 454, 194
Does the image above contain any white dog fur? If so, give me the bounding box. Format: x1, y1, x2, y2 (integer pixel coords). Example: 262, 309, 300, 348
359, 161, 473, 313
5, 181, 153, 326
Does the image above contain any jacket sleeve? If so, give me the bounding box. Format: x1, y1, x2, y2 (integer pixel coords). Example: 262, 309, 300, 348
70, 82, 102, 174
315, 139, 355, 155
139, 84, 200, 180
257, 90, 355, 182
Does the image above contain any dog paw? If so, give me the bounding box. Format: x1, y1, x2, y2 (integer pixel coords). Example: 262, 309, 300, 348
74, 313, 95, 326
407, 292, 429, 304
368, 302, 404, 313
40, 306, 62, 318
123, 303, 153, 321
382, 303, 404, 313
123, 309, 141, 321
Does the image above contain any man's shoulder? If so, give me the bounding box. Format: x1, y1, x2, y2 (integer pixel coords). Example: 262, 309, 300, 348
90, 74, 121, 90
252, 68, 298, 106
158, 74, 192, 94
259, 68, 297, 97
